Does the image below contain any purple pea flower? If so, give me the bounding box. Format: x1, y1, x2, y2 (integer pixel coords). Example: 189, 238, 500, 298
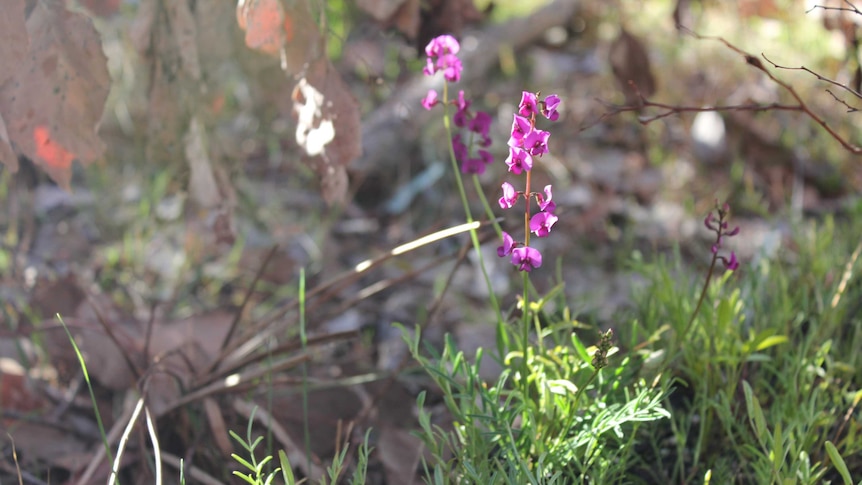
508, 114, 532, 148
505, 146, 533, 174
499, 182, 518, 209
438, 54, 463, 82
537, 184, 555, 213
519, 91, 539, 117
469, 111, 493, 146
542, 94, 561, 121
462, 150, 493, 175
421, 90, 438, 110
425, 34, 460, 58
498, 232, 515, 257
453, 91, 471, 127
422, 57, 435, 76
523, 128, 550, 157
530, 211, 558, 238
723, 251, 740, 271
452, 134, 469, 161
512, 246, 542, 272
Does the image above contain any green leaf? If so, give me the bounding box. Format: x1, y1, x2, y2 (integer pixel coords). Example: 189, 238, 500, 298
279, 450, 296, 485
231, 471, 257, 485
742, 381, 768, 442
755, 335, 788, 351
231, 453, 256, 472
824, 441, 853, 485
571, 333, 590, 363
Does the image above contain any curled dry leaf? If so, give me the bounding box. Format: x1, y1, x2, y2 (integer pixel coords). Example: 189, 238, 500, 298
237, 0, 290, 55
0, 0, 109, 188
609, 28, 657, 107
357, 0, 408, 22
292, 59, 361, 205
235, 0, 358, 203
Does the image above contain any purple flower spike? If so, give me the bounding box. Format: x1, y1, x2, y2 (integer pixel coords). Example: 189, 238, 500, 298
421, 90, 438, 110
508, 115, 532, 148
512, 246, 542, 272
704, 212, 716, 230
530, 211, 558, 238
542, 94, 561, 121
498, 232, 515, 257
505, 146, 533, 174
461, 150, 492, 174
422, 57, 435, 76
425, 35, 460, 58
470, 111, 492, 139
723, 251, 739, 271
438, 54, 463, 82
453, 91, 471, 127
519, 91, 539, 117
499, 182, 518, 209
538, 184, 556, 213
523, 128, 550, 157
452, 134, 469, 161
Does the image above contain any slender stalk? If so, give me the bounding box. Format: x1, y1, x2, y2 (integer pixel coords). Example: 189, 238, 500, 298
440, 82, 504, 325
682, 251, 718, 341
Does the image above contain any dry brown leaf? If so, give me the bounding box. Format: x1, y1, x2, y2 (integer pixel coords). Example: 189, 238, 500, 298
168, 0, 202, 82
391, 0, 421, 40
293, 59, 361, 204
130, 0, 158, 54
0, 0, 109, 189
357, 0, 408, 21
237, 0, 288, 55
0, 113, 17, 172
203, 397, 234, 456
185, 117, 221, 209
377, 425, 425, 485
417, 0, 483, 52
609, 28, 656, 107
0, 0, 28, 85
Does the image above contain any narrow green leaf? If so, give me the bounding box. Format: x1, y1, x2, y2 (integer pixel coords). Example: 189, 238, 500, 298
755, 335, 788, 351
231, 471, 257, 485
824, 441, 852, 485
742, 381, 768, 441
279, 450, 296, 485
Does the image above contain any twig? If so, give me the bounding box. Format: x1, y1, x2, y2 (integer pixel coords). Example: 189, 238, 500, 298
217, 244, 279, 356
588, 27, 862, 155
806, 0, 862, 15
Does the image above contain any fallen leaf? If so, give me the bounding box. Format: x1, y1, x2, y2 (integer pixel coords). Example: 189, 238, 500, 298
78, 0, 122, 18
390, 0, 421, 40
168, 0, 202, 82
0, 0, 109, 189
237, 0, 290, 55
377, 425, 424, 485
417, 0, 483, 52
0, 113, 17, 171
292, 59, 362, 204
357, 0, 408, 21
609, 28, 656, 107
0, 0, 28, 85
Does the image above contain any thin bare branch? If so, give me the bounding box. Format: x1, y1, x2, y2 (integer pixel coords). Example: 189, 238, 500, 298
588, 28, 862, 155
762, 54, 862, 100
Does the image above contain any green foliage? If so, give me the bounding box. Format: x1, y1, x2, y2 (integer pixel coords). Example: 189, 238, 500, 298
406, 314, 670, 483
626, 216, 862, 484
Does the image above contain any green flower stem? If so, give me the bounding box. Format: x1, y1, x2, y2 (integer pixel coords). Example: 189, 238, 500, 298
472, 174, 503, 238
440, 82, 504, 329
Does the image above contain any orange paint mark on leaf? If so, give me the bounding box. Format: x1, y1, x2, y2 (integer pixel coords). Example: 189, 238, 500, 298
33, 125, 75, 169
